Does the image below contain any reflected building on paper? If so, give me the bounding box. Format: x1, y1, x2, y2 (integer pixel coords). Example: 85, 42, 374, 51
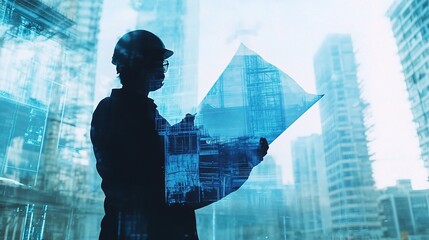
0, 0, 103, 239
163, 44, 321, 206
162, 43, 320, 239
198, 44, 321, 143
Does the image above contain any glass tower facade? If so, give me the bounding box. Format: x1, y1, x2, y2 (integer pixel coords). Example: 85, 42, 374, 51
314, 34, 381, 239
387, 0, 429, 174
292, 134, 331, 239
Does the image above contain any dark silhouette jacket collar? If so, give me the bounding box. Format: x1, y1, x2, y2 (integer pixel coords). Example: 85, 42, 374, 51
110, 88, 158, 109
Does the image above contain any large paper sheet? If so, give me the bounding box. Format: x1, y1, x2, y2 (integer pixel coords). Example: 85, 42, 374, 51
164, 44, 322, 206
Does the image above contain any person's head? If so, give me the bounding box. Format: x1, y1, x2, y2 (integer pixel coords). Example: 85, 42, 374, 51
112, 30, 173, 94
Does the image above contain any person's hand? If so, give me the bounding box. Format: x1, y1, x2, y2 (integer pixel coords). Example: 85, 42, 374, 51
183, 113, 196, 124
179, 113, 196, 130
246, 137, 269, 167
257, 137, 269, 158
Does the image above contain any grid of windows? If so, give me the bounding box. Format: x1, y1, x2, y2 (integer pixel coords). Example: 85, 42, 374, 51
388, 0, 429, 170
314, 34, 381, 238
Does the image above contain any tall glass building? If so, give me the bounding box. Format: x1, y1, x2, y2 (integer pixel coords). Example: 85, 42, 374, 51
387, 0, 429, 175
314, 34, 381, 239
292, 134, 331, 239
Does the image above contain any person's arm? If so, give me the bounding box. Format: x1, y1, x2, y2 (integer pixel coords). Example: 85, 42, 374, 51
90, 98, 114, 179
221, 137, 268, 192
170, 113, 196, 131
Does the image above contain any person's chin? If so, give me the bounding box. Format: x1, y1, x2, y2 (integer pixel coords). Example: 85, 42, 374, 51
149, 82, 163, 92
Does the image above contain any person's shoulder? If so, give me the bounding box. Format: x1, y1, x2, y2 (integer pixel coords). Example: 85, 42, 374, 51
93, 97, 112, 117
95, 89, 123, 108
99, 96, 111, 106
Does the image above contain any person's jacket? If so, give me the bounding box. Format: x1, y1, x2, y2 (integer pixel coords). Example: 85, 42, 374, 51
91, 88, 198, 240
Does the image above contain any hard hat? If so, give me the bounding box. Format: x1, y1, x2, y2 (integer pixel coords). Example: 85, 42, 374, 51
112, 30, 173, 66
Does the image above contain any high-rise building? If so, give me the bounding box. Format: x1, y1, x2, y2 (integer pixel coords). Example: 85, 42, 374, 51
378, 179, 429, 239
314, 34, 381, 239
292, 134, 331, 239
387, 0, 429, 174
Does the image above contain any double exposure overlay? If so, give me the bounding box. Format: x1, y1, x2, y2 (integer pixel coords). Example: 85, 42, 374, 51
0, 0, 429, 239
164, 45, 321, 205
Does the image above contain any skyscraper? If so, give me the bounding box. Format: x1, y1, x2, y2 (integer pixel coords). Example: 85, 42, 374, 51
292, 134, 331, 239
387, 0, 429, 174
314, 34, 381, 239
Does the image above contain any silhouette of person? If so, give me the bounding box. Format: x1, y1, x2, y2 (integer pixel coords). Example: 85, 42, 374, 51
91, 30, 268, 240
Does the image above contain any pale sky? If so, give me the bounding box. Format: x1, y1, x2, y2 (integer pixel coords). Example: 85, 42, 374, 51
96, 0, 429, 189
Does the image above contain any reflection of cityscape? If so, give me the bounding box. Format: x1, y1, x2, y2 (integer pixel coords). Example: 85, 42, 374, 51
164, 45, 320, 206
0, 0, 104, 239
164, 128, 261, 206
1, 0, 429, 239
198, 44, 321, 143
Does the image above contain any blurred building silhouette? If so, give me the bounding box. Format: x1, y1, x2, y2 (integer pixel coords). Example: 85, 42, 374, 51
378, 179, 429, 239
0, 0, 103, 239
131, 0, 200, 122
292, 134, 332, 239
314, 34, 381, 239
387, 0, 429, 175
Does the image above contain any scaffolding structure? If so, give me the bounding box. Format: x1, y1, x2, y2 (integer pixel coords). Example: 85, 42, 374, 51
165, 126, 200, 205
199, 135, 221, 202
198, 44, 320, 145
164, 123, 261, 206
164, 44, 320, 206
244, 54, 285, 142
